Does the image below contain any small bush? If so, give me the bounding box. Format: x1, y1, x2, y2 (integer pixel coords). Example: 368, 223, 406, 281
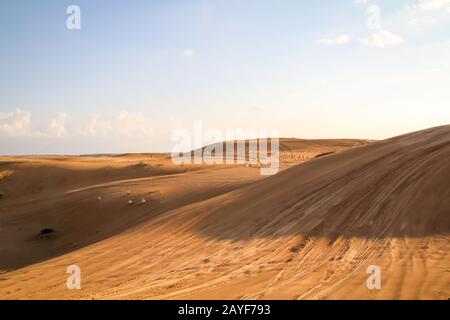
289, 246, 300, 253
137, 161, 146, 167
40, 228, 55, 235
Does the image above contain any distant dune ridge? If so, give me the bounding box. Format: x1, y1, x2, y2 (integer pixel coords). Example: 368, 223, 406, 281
190, 138, 371, 163
0, 126, 448, 299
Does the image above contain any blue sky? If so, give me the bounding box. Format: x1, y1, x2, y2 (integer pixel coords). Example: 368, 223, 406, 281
1, 0, 449, 154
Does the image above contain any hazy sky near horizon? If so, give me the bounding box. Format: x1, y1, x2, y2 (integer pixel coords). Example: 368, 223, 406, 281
1, 0, 449, 154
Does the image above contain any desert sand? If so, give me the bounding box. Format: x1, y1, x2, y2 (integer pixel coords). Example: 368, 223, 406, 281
0, 128, 448, 300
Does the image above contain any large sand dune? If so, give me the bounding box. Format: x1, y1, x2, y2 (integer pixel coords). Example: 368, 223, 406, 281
0, 129, 448, 299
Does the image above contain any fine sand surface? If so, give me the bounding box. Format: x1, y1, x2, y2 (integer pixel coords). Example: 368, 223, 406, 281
0, 130, 448, 299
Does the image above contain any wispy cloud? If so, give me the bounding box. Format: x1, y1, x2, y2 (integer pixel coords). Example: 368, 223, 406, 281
403, 0, 450, 26
49, 113, 67, 138
80, 111, 154, 139
115, 111, 154, 138
1, 109, 155, 140
317, 34, 352, 46
182, 48, 195, 58
361, 30, 404, 48
416, 0, 450, 11
0, 108, 68, 138
0, 108, 32, 137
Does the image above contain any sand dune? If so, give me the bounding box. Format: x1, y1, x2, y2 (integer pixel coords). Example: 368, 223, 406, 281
193, 138, 371, 166
0, 129, 448, 300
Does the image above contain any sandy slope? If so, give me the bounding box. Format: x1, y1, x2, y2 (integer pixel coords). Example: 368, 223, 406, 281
0, 131, 448, 300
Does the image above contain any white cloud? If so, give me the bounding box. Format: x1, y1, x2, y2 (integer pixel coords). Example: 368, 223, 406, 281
408, 16, 438, 25
403, 0, 450, 25
417, 0, 450, 11
49, 112, 67, 138
182, 48, 195, 58
317, 34, 352, 46
115, 111, 154, 138
353, 0, 368, 5
391, 0, 450, 31
361, 30, 404, 47
0, 109, 71, 138
0, 108, 32, 137
80, 111, 154, 139
81, 114, 100, 137
1, 109, 154, 140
